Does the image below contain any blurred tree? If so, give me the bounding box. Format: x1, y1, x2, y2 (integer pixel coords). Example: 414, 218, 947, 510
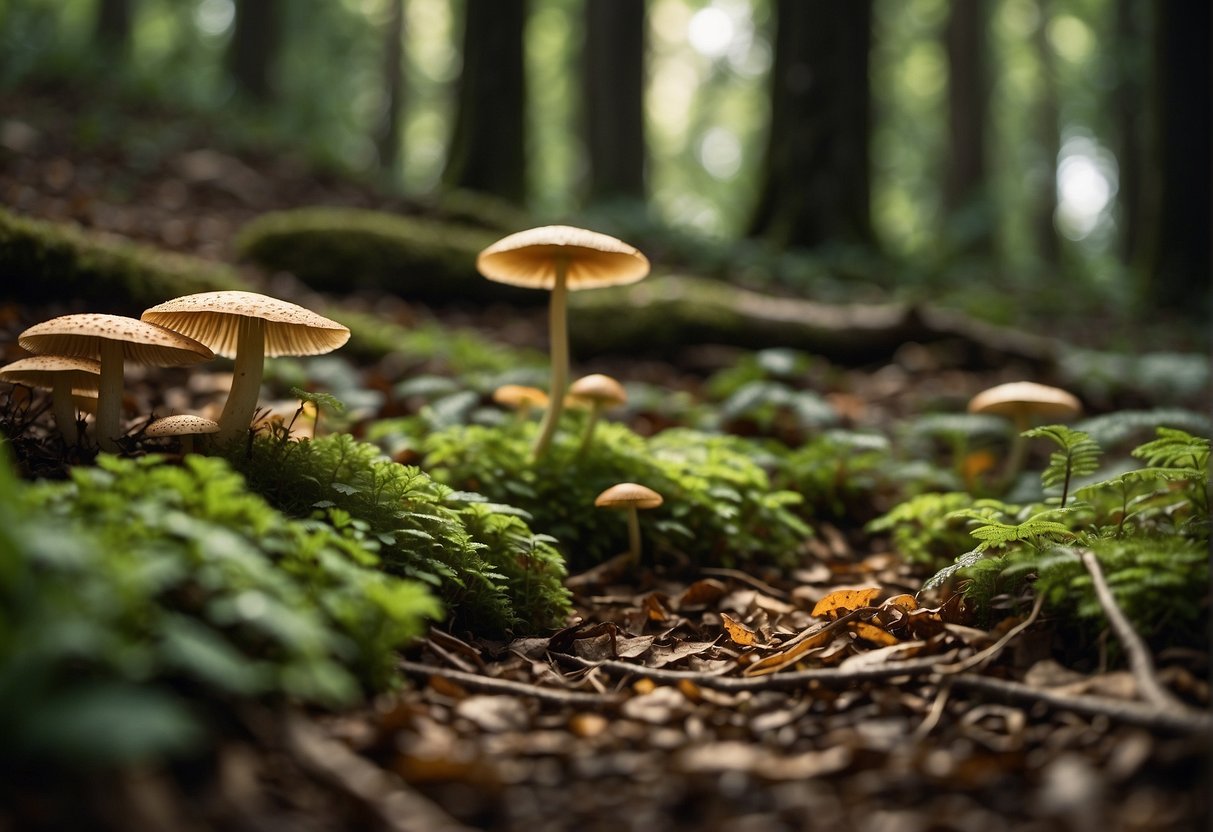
1113, 0, 1146, 265
93, 0, 133, 55
583, 0, 646, 203
442, 0, 528, 203
748, 0, 873, 249
1143, 0, 1210, 315
942, 0, 992, 255
1031, 0, 1060, 264
376, 0, 406, 171
228, 0, 282, 102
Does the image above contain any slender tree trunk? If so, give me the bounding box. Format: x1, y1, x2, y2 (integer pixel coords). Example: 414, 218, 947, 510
583, 0, 646, 203
442, 0, 528, 203
227, 0, 281, 102
376, 0, 406, 171
942, 0, 993, 254
1114, 0, 1146, 265
1032, 0, 1060, 263
94, 0, 133, 54
748, 0, 873, 249
1143, 0, 1211, 316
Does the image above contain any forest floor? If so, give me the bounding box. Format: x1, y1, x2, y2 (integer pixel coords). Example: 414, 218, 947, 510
1, 86, 1210, 832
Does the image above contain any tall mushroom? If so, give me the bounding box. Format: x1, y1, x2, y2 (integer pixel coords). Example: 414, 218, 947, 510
0, 355, 100, 445
567, 373, 627, 454
18, 314, 214, 452
476, 226, 649, 460
141, 291, 350, 445
594, 482, 663, 566
968, 381, 1082, 488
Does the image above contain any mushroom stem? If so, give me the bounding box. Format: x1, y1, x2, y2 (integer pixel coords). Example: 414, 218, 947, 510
50, 376, 79, 445
96, 339, 125, 453
1000, 416, 1032, 490
625, 507, 642, 565
181, 435, 196, 455
532, 260, 569, 460
578, 403, 603, 455
217, 316, 266, 445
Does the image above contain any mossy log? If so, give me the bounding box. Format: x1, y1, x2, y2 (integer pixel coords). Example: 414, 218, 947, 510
235, 207, 541, 305
0, 207, 244, 312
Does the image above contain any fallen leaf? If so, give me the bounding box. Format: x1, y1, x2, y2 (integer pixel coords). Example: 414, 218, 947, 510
677, 579, 728, 608
837, 640, 928, 671
882, 593, 919, 611
743, 628, 836, 676
812, 587, 880, 619
851, 621, 899, 646
454, 695, 529, 733
720, 612, 762, 647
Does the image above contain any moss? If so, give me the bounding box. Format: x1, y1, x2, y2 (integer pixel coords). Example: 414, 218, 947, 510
0, 207, 244, 312
235, 207, 540, 305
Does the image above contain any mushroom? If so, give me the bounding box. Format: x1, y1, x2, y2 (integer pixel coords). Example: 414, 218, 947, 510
145, 414, 220, 454
492, 384, 550, 420
567, 373, 627, 454
18, 314, 214, 452
594, 482, 663, 565
967, 381, 1082, 487
476, 226, 649, 459
0, 355, 100, 444
140, 291, 350, 445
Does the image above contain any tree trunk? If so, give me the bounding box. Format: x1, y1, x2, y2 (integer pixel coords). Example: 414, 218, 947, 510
94, 0, 133, 54
442, 0, 528, 204
942, 0, 993, 255
1143, 1, 1211, 316
748, 0, 873, 249
1032, 0, 1060, 264
375, 0, 406, 171
227, 0, 281, 102
582, 0, 646, 203
1113, 0, 1146, 265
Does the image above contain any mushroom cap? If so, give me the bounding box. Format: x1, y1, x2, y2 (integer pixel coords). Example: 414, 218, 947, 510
492, 384, 550, 409
477, 225, 650, 291
0, 355, 102, 391
594, 482, 664, 510
18, 314, 214, 366
141, 291, 351, 359
567, 373, 627, 408
145, 414, 221, 438
968, 381, 1081, 422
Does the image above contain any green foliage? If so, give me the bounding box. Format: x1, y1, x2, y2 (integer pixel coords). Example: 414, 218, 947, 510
0, 452, 439, 768
422, 419, 811, 570
774, 430, 903, 523
0, 207, 243, 311
866, 491, 977, 565
226, 431, 571, 633
1022, 424, 1101, 507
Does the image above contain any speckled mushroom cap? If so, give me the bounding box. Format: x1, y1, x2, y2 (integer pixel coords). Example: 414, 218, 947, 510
594, 482, 664, 509
141, 291, 351, 358
568, 374, 627, 407
145, 414, 221, 437
477, 226, 650, 291
18, 314, 214, 366
0, 356, 102, 391
968, 381, 1081, 421
492, 384, 550, 409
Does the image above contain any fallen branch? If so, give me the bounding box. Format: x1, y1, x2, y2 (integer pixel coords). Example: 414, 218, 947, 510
936, 592, 1046, 675
399, 660, 624, 706
1079, 548, 1188, 711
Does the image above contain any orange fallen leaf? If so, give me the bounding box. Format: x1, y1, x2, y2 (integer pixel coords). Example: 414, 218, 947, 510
721, 612, 762, 647
743, 628, 834, 676
677, 579, 728, 608
812, 587, 880, 619
851, 621, 899, 646
882, 594, 919, 611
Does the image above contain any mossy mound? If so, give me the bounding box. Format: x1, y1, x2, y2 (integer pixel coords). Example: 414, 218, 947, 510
0, 207, 243, 312
235, 207, 540, 305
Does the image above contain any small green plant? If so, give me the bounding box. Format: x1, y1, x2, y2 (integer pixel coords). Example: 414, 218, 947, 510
776, 430, 902, 523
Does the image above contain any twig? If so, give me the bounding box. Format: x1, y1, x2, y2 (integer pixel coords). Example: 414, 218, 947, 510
913, 681, 953, 741
935, 592, 1046, 675
1079, 548, 1187, 711
399, 660, 623, 706
950, 673, 1213, 736
282, 712, 474, 832
698, 567, 791, 600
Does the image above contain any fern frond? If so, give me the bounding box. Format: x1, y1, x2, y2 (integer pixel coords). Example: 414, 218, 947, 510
923, 548, 988, 590
1132, 428, 1209, 472
1023, 425, 1101, 507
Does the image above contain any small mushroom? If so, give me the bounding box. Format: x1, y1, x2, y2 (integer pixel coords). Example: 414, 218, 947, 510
145, 414, 220, 454
594, 482, 663, 565
477, 226, 649, 460
567, 373, 627, 454
492, 384, 550, 419
0, 355, 100, 444
18, 314, 214, 452
141, 291, 350, 445
968, 381, 1082, 487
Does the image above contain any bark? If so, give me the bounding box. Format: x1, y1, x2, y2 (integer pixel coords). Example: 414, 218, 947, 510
1113, 0, 1146, 264
582, 0, 646, 203
943, 0, 994, 254
227, 0, 281, 102
376, 0, 406, 171
442, 0, 528, 203
748, 0, 874, 248
94, 0, 133, 54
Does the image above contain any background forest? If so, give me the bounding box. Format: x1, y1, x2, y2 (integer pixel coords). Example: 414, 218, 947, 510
2, 0, 1208, 341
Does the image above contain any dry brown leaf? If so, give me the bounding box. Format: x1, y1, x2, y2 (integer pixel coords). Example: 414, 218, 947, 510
677, 579, 728, 608
883, 594, 919, 611
837, 640, 928, 671
720, 612, 762, 647
643, 593, 672, 622
851, 621, 899, 646
742, 628, 835, 676
811, 587, 880, 619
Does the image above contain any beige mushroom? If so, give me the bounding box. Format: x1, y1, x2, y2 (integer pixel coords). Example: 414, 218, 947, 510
141, 291, 350, 445
18, 314, 213, 452
492, 384, 550, 419
968, 381, 1082, 487
145, 414, 220, 454
594, 482, 663, 565
477, 226, 649, 460
567, 373, 627, 454
0, 355, 101, 445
